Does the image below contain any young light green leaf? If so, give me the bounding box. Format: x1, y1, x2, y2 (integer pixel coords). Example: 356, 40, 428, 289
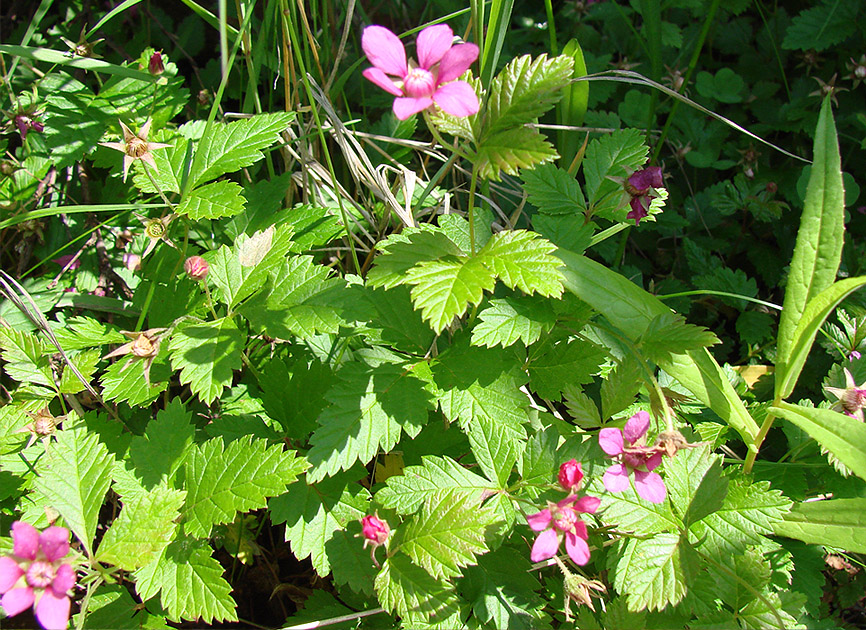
377, 456, 495, 515
57, 349, 100, 394
181, 436, 308, 538
772, 497, 866, 553
168, 318, 244, 405
776, 97, 844, 394
478, 230, 564, 297
399, 490, 497, 579
96, 486, 185, 570
471, 297, 557, 348
129, 399, 196, 489
772, 401, 866, 480
439, 211, 493, 253
474, 127, 559, 181
305, 361, 432, 482
187, 112, 295, 189
51, 316, 125, 351
468, 412, 526, 487
522, 163, 585, 215
583, 128, 648, 207
134, 537, 237, 623
375, 554, 460, 620
34, 428, 114, 555
598, 484, 680, 535
610, 533, 697, 612
366, 227, 464, 290
176, 180, 246, 220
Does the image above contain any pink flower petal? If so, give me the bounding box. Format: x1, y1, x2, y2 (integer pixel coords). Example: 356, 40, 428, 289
362, 26, 407, 78
628, 166, 663, 189
11, 522, 39, 560
35, 589, 71, 630
634, 470, 667, 503
627, 197, 649, 225
2, 587, 34, 617
362, 67, 404, 96
645, 452, 663, 472
530, 528, 559, 562
602, 464, 631, 493
526, 509, 552, 532
432, 81, 479, 117
571, 495, 601, 514
564, 531, 591, 565
437, 43, 479, 83
623, 411, 650, 444
416, 24, 453, 69
39, 527, 70, 562
51, 564, 76, 595
598, 428, 624, 455
572, 520, 588, 540
0, 557, 23, 593
392, 96, 433, 120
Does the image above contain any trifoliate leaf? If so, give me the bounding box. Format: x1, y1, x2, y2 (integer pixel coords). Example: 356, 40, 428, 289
34, 428, 114, 555
399, 490, 498, 579
129, 399, 195, 489
188, 112, 295, 188
168, 318, 243, 405
305, 361, 432, 482
583, 128, 648, 207
180, 436, 308, 538
527, 338, 606, 400
522, 163, 585, 215
475, 126, 559, 181
366, 227, 464, 290
375, 554, 460, 620
610, 533, 697, 612
377, 455, 494, 515
472, 296, 557, 348
134, 537, 237, 624
96, 485, 185, 570
177, 180, 246, 220
478, 230, 564, 297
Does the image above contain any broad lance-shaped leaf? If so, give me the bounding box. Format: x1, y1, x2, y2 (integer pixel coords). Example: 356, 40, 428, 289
134, 537, 237, 624
771, 401, 866, 481
180, 436, 308, 538
776, 97, 844, 396
186, 112, 295, 189
557, 250, 759, 444
176, 180, 245, 220
305, 361, 432, 482
96, 486, 185, 571
168, 318, 243, 405
773, 498, 866, 553
398, 490, 498, 579
776, 276, 866, 399
34, 428, 114, 555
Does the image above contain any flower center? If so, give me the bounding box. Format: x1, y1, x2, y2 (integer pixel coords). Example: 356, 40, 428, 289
552, 506, 578, 532
26, 560, 57, 589
403, 68, 436, 98
127, 136, 149, 158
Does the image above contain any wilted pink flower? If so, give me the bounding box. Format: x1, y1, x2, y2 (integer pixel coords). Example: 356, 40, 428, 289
362, 24, 479, 120
99, 119, 171, 182
527, 494, 600, 565
148, 51, 164, 76
51, 254, 80, 271
359, 514, 390, 567
122, 252, 141, 272
14, 114, 44, 140
0, 522, 76, 630
557, 459, 584, 494
624, 166, 664, 226
184, 255, 209, 280
825, 368, 866, 422
598, 410, 667, 503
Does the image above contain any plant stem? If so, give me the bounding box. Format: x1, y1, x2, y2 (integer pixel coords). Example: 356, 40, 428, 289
743, 399, 779, 473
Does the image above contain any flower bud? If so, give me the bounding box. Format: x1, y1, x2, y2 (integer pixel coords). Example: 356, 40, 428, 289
557, 459, 584, 493
184, 255, 209, 280
123, 252, 142, 272
149, 51, 165, 76
360, 514, 390, 546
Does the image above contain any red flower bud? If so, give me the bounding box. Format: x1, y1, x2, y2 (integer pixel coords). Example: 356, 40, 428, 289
360, 514, 390, 546
184, 255, 208, 280
558, 459, 584, 493
149, 51, 165, 76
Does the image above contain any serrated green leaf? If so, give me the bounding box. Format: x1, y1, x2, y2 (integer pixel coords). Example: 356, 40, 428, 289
517, 426, 558, 493
100, 359, 167, 406
181, 436, 307, 537
527, 339, 606, 400
399, 490, 496, 579
484, 54, 573, 138
367, 227, 464, 290
129, 399, 195, 489
176, 180, 245, 220
375, 554, 460, 620
354, 284, 436, 354
664, 445, 728, 528
187, 112, 295, 189
782, 0, 860, 51
471, 297, 557, 348
532, 214, 594, 254
75, 584, 166, 630
378, 456, 495, 515
52, 316, 126, 351
96, 486, 185, 570
640, 312, 720, 364
611, 533, 696, 612
601, 359, 643, 420
130, 129, 187, 194
41, 76, 113, 169
695, 266, 758, 309
438, 211, 493, 253
134, 537, 237, 623
405, 257, 496, 333
34, 428, 114, 555
468, 413, 526, 487
475, 126, 559, 181
478, 230, 564, 297
0, 328, 53, 387
773, 497, 866, 553
584, 128, 648, 207
306, 361, 432, 482
772, 401, 866, 481
57, 349, 100, 394
776, 98, 844, 395
599, 483, 680, 535
168, 318, 243, 405
522, 163, 585, 215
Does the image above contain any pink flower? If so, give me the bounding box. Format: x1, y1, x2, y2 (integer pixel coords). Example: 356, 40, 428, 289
362, 24, 479, 120
624, 166, 664, 226
0, 522, 76, 630
598, 411, 667, 503
359, 514, 390, 568
14, 114, 44, 140
557, 459, 584, 494
148, 51, 164, 76
527, 494, 600, 565
183, 255, 208, 280
51, 254, 80, 271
